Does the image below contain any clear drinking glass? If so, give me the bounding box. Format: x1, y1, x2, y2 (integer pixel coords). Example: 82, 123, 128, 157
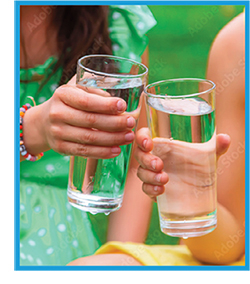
67, 55, 148, 214
144, 78, 216, 238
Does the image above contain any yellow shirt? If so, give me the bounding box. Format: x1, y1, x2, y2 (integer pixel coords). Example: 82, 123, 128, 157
95, 241, 245, 266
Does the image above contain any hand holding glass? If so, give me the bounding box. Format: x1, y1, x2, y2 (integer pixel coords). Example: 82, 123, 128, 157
67, 55, 148, 214
144, 78, 216, 238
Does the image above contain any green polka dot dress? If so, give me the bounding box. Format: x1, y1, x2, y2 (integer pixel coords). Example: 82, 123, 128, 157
19, 5, 156, 266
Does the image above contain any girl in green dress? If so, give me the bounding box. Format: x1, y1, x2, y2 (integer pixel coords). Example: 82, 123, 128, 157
19, 5, 156, 266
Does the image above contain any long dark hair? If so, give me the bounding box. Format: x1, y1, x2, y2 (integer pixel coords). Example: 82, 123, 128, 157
21, 5, 112, 88
52, 5, 112, 84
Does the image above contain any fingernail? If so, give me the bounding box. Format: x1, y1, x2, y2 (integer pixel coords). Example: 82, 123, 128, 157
111, 146, 121, 154
125, 132, 135, 142
142, 139, 147, 149
127, 117, 135, 128
151, 159, 157, 170
117, 100, 126, 112
155, 174, 162, 183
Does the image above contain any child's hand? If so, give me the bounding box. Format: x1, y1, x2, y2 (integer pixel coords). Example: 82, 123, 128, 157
134, 127, 168, 200
134, 127, 230, 201
23, 79, 137, 159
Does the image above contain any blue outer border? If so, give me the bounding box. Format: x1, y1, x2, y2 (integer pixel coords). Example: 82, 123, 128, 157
14, 0, 20, 271
13, 0, 250, 5
14, 0, 250, 271
245, 0, 250, 272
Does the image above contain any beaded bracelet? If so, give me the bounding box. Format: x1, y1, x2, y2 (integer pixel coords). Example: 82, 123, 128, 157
20, 103, 44, 161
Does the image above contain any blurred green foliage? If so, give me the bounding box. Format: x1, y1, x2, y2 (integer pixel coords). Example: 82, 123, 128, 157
147, 5, 244, 82
145, 4, 244, 245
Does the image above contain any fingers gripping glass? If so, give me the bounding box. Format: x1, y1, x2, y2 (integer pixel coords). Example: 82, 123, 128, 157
67, 55, 148, 214
144, 78, 216, 238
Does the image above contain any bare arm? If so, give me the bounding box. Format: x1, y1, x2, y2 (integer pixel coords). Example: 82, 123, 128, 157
184, 12, 245, 264
107, 48, 153, 242
107, 100, 153, 242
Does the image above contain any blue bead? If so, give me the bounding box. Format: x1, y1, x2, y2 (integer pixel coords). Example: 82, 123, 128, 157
21, 150, 27, 156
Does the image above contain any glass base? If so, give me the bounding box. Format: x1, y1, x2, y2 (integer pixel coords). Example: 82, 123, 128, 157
67, 187, 123, 215
160, 212, 217, 238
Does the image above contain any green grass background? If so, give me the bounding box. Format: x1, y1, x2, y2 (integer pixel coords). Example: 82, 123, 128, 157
147, 5, 244, 82
89, 4, 245, 247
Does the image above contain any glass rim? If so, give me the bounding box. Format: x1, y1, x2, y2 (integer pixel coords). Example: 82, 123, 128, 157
77, 54, 148, 79
144, 78, 216, 99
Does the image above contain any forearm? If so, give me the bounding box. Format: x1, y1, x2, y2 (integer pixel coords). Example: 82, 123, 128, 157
184, 203, 245, 264
107, 88, 152, 242
107, 162, 153, 242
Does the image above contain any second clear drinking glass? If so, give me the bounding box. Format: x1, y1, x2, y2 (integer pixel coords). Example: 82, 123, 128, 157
67, 55, 148, 214
144, 78, 216, 238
